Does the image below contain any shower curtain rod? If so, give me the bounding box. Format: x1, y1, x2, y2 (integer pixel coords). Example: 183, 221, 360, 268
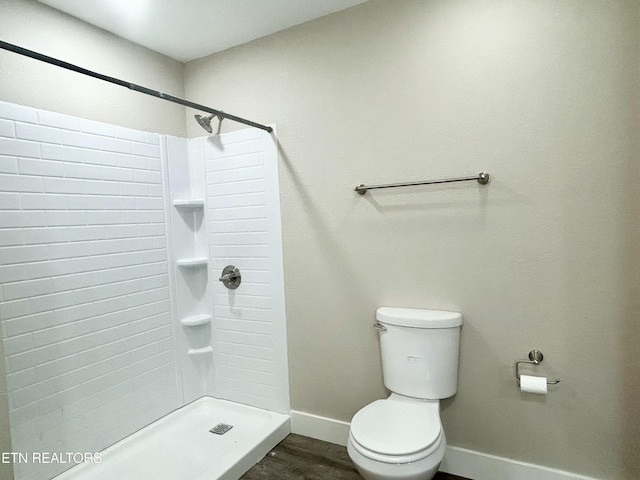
0, 40, 273, 133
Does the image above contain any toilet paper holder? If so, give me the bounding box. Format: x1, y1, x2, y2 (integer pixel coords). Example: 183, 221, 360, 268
515, 350, 561, 385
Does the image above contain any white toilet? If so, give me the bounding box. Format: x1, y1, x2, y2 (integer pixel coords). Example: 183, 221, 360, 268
347, 307, 463, 480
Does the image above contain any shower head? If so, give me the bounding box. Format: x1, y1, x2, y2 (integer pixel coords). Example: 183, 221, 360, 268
194, 114, 215, 133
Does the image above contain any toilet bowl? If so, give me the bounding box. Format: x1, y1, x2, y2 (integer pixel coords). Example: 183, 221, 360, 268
347, 307, 462, 480
347, 394, 445, 480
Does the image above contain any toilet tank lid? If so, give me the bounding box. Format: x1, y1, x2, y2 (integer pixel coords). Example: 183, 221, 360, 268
376, 307, 462, 328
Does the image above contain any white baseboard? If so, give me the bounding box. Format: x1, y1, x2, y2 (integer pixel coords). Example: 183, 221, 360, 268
290, 410, 600, 480
441, 446, 600, 480
290, 410, 350, 446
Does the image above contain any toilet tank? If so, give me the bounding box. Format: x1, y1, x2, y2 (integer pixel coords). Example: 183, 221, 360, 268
376, 307, 462, 399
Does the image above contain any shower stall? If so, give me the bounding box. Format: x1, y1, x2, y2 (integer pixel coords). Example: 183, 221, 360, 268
0, 99, 290, 480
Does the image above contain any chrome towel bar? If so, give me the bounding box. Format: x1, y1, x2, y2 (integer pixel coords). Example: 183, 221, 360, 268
354, 172, 490, 195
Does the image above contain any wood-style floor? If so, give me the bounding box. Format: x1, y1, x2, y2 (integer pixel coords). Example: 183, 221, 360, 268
240, 434, 471, 480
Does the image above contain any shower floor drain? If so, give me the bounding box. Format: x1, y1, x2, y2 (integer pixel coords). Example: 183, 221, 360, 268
210, 423, 233, 435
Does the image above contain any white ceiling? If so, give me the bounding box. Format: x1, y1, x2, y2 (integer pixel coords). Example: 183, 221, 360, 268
37, 0, 369, 62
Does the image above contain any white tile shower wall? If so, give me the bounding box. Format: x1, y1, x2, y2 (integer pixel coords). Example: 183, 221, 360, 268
202, 128, 290, 414
0, 101, 180, 480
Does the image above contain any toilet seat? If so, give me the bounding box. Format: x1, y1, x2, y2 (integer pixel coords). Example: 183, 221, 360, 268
349, 397, 442, 464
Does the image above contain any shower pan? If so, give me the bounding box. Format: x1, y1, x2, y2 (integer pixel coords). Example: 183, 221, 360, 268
0, 99, 289, 480
55, 398, 289, 480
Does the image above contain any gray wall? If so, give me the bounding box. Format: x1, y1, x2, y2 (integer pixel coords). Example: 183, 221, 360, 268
185, 1, 640, 479
0, 0, 186, 136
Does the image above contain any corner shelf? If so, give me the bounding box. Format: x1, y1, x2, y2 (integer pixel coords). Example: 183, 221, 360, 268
187, 346, 214, 356
176, 257, 208, 268
180, 314, 212, 327
173, 199, 205, 208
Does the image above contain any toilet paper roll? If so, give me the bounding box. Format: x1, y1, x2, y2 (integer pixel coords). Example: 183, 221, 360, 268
520, 374, 548, 394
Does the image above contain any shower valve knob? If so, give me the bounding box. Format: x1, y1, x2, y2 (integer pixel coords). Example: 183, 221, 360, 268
219, 265, 241, 289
